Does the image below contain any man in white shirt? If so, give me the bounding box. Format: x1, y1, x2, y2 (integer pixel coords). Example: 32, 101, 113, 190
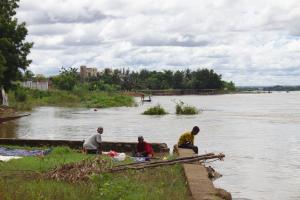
83, 127, 103, 154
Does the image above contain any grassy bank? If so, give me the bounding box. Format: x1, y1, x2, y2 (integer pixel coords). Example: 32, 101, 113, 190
8, 88, 134, 110
0, 147, 190, 200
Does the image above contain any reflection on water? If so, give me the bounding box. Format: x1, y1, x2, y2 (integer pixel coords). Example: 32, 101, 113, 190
0, 92, 300, 200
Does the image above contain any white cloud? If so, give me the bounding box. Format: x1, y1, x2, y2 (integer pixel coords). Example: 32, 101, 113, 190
17, 0, 300, 86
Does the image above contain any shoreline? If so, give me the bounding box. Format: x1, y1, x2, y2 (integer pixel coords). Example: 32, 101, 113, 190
128, 89, 294, 96
7, 89, 135, 111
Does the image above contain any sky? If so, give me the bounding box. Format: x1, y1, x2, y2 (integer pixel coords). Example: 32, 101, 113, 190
16, 0, 300, 86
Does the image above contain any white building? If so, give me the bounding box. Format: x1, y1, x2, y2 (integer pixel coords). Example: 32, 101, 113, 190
22, 81, 49, 91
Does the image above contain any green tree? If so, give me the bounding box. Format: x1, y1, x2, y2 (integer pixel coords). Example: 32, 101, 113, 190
34, 74, 47, 82
190, 69, 223, 89
183, 69, 192, 89
23, 70, 35, 81
223, 81, 236, 91
128, 71, 139, 90
162, 70, 173, 89
147, 71, 165, 89
0, 0, 33, 89
138, 69, 150, 89
52, 67, 79, 91
111, 69, 121, 85
173, 70, 184, 89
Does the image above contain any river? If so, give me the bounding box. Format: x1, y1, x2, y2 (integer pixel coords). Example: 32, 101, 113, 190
1, 92, 300, 200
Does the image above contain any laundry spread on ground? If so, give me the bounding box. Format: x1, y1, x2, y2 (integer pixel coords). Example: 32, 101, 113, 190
0, 155, 22, 162
131, 157, 149, 162
0, 146, 51, 157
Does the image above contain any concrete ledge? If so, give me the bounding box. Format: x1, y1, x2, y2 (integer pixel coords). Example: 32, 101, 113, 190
0, 138, 170, 153
176, 148, 231, 200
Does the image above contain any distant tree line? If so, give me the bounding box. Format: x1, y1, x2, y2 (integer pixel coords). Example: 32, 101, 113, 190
39, 67, 235, 92
238, 85, 300, 91
262, 85, 300, 91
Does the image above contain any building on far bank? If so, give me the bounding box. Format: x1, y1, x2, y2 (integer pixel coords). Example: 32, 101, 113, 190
80, 65, 98, 80
22, 81, 49, 91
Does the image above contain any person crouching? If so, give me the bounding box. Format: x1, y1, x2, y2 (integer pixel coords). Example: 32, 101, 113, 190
135, 136, 154, 158
83, 127, 103, 154
177, 126, 200, 154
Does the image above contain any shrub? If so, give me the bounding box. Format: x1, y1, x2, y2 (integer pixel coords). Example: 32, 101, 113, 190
43, 90, 81, 106
9, 85, 134, 110
14, 88, 27, 102
175, 101, 198, 115
83, 92, 134, 108
31, 89, 50, 99
143, 104, 168, 115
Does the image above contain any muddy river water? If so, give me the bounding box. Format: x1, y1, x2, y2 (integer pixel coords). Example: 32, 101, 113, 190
1, 92, 300, 200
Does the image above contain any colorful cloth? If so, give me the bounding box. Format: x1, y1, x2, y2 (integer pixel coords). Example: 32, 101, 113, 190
0, 146, 51, 157
178, 131, 194, 146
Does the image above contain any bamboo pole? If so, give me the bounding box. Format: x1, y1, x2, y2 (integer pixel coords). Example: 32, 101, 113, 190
111, 153, 224, 172
114, 153, 215, 168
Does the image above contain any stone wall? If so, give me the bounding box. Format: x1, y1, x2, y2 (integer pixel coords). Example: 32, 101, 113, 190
0, 138, 169, 153
176, 148, 232, 200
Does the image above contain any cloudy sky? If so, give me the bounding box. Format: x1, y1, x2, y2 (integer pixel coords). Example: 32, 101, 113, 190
17, 0, 300, 86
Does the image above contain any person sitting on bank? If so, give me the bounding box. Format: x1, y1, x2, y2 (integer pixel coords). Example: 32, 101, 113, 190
135, 136, 154, 157
83, 127, 103, 154
177, 126, 200, 154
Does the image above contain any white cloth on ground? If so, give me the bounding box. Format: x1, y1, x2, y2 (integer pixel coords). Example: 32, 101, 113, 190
0, 155, 22, 162
83, 133, 102, 150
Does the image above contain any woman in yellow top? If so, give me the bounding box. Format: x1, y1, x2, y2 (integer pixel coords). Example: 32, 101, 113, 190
178, 126, 200, 154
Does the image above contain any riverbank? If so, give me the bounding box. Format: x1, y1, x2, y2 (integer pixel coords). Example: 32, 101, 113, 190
0, 146, 190, 200
133, 89, 291, 96
7, 89, 135, 111
137, 89, 227, 96
0, 106, 15, 115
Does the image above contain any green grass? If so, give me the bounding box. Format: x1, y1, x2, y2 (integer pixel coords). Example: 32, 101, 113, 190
82, 92, 134, 108
0, 147, 191, 200
8, 88, 135, 111
143, 104, 168, 115
175, 101, 199, 115
0, 165, 189, 200
0, 147, 90, 172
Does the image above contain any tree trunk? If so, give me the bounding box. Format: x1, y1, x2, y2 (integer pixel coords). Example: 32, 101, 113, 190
0, 87, 2, 105
1, 87, 9, 106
